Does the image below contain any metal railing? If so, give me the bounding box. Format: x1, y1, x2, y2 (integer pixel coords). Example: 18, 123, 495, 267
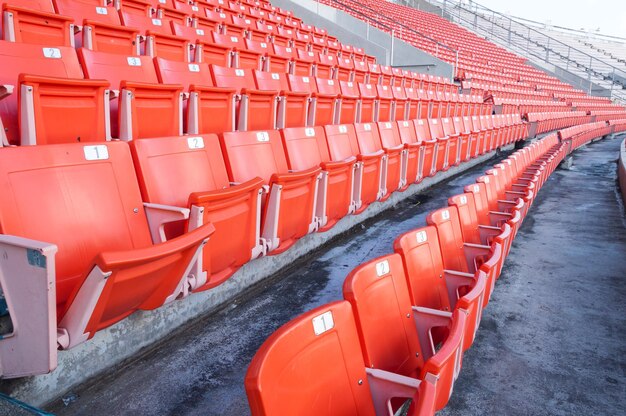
419, 0, 626, 102
321, 0, 459, 77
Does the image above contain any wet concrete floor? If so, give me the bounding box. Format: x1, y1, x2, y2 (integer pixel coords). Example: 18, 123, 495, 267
49, 135, 626, 416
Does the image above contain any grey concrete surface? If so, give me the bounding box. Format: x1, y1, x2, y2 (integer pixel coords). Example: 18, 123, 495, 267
440, 135, 626, 416
47, 148, 517, 416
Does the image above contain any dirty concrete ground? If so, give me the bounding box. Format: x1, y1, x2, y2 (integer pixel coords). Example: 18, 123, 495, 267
48, 135, 626, 416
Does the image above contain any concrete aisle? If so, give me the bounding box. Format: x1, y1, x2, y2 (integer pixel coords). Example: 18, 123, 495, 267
49, 135, 626, 416
441, 135, 626, 416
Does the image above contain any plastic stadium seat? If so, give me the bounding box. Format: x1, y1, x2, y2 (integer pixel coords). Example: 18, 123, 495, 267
368, 63, 381, 85
354, 122, 403, 201
0, 41, 84, 146
130, 134, 265, 289
78, 48, 184, 140
145, 32, 193, 62
82, 21, 141, 56
53, 0, 120, 27
18, 74, 111, 145
393, 226, 487, 354
154, 58, 236, 134
315, 53, 336, 80
338, 80, 360, 124
392, 86, 409, 121
220, 130, 322, 254
195, 32, 233, 67
375, 121, 408, 192
376, 84, 395, 122
281, 126, 357, 230
245, 301, 437, 416
210, 65, 277, 131
414, 119, 438, 179
0, 142, 214, 377
336, 56, 354, 81
314, 77, 341, 125
396, 120, 423, 185
343, 254, 466, 411
286, 74, 332, 126
267, 44, 294, 73
427, 118, 451, 172
2, 4, 74, 47
253, 70, 308, 129
353, 60, 368, 83
294, 48, 315, 76
324, 124, 384, 213
358, 82, 377, 123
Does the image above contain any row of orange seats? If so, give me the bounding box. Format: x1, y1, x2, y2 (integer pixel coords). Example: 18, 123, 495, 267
0, 40, 495, 145
0, 114, 525, 378
525, 111, 592, 134
0, 0, 375, 65
245, 128, 574, 416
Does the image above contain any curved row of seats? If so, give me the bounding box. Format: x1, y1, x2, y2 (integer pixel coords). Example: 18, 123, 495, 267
244, 121, 617, 416
0, 112, 525, 376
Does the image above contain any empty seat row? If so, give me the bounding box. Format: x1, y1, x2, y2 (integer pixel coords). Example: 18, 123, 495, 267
0, 0, 376, 64
0, 41, 504, 145
244, 125, 576, 415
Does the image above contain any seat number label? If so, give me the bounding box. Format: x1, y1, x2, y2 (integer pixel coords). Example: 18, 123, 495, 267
256, 132, 270, 142
188, 64, 200, 72
42, 48, 61, 59
95, 7, 107, 15
187, 136, 205, 149
127, 57, 142, 66
339, 125, 347, 134
305, 128, 315, 137
375, 260, 390, 276
84, 145, 109, 161
416, 230, 427, 243
312, 311, 334, 335
152, 19, 162, 26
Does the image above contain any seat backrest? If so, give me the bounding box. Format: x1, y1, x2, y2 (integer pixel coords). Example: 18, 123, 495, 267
427, 118, 445, 139
464, 182, 491, 225
315, 77, 340, 96
220, 130, 288, 184
130, 134, 230, 207
414, 119, 432, 141
154, 57, 213, 87
53, 0, 120, 25
426, 206, 469, 273
447, 193, 481, 244
210, 65, 253, 92
0, 141, 152, 316
323, 124, 360, 161
353, 122, 383, 154
343, 254, 424, 375
286, 74, 316, 94
377, 121, 402, 148
441, 118, 455, 136
78, 48, 159, 87
245, 301, 376, 416
393, 226, 450, 310
396, 120, 418, 144
0, 41, 84, 145
252, 70, 288, 92
280, 126, 331, 170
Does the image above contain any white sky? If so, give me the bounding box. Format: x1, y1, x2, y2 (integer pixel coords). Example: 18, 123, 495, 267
467, 0, 626, 39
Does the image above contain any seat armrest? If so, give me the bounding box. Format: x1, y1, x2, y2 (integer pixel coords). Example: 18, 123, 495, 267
0, 85, 14, 101
366, 368, 421, 416
444, 269, 476, 310
412, 306, 453, 361
143, 203, 190, 244
0, 235, 58, 377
